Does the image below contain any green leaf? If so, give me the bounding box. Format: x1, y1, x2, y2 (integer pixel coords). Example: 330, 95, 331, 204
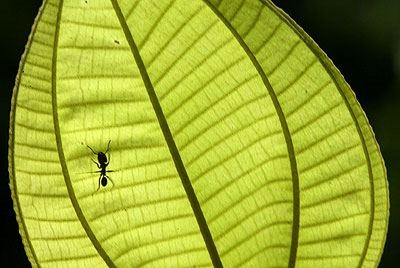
9, 0, 389, 267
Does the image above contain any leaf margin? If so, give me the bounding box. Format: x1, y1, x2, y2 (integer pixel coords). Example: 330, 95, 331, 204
259, 0, 390, 267
8, 1, 49, 267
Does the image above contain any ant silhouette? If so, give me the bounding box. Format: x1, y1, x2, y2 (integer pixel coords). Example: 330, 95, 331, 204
86, 140, 114, 191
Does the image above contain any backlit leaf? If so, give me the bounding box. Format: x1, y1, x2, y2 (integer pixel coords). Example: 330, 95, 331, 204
9, 0, 389, 267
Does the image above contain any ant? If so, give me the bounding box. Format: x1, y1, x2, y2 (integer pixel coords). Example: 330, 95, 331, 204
86, 140, 114, 191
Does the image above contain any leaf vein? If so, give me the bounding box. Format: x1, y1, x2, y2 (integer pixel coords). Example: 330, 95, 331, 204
301, 188, 369, 210
192, 129, 282, 184
177, 74, 259, 148
187, 113, 279, 169
301, 159, 366, 192
114, 230, 199, 262
300, 142, 361, 174
137, 1, 175, 50
166, 54, 247, 119
221, 220, 291, 257
146, 5, 205, 68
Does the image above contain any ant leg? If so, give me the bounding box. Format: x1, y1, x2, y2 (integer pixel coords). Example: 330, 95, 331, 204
105, 140, 111, 154
96, 175, 102, 191
91, 158, 101, 169
87, 145, 97, 155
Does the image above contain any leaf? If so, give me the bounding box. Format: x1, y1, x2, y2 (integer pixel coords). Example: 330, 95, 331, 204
9, 0, 389, 267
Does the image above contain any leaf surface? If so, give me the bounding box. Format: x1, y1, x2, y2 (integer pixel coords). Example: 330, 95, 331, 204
9, 0, 389, 267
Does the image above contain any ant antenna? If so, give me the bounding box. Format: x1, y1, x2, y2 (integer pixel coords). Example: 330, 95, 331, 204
87, 145, 97, 155
87, 140, 111, 155
105, 140, 111, 154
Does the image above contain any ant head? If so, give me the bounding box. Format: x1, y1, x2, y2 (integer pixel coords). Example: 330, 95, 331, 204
98, 152, 107, 163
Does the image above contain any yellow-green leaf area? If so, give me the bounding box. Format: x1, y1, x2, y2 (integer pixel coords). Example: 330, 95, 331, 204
9, 0, 389, 268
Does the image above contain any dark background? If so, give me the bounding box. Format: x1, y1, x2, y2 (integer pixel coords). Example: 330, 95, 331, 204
1, 0, 398, 267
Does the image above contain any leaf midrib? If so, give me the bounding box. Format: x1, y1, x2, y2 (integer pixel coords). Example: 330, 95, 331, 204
51, 0, 117, 267
110, 1, 224, 267
202, 1, 300, 267
260, 1, 376, 267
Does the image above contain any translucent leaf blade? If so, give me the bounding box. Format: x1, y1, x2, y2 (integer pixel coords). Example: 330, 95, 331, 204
9, 0, 388, 267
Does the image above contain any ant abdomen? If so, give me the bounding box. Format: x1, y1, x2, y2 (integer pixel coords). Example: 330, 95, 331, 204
101, 176, 108, 187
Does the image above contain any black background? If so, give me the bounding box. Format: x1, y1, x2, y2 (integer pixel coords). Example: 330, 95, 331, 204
1, 0, 399, 267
